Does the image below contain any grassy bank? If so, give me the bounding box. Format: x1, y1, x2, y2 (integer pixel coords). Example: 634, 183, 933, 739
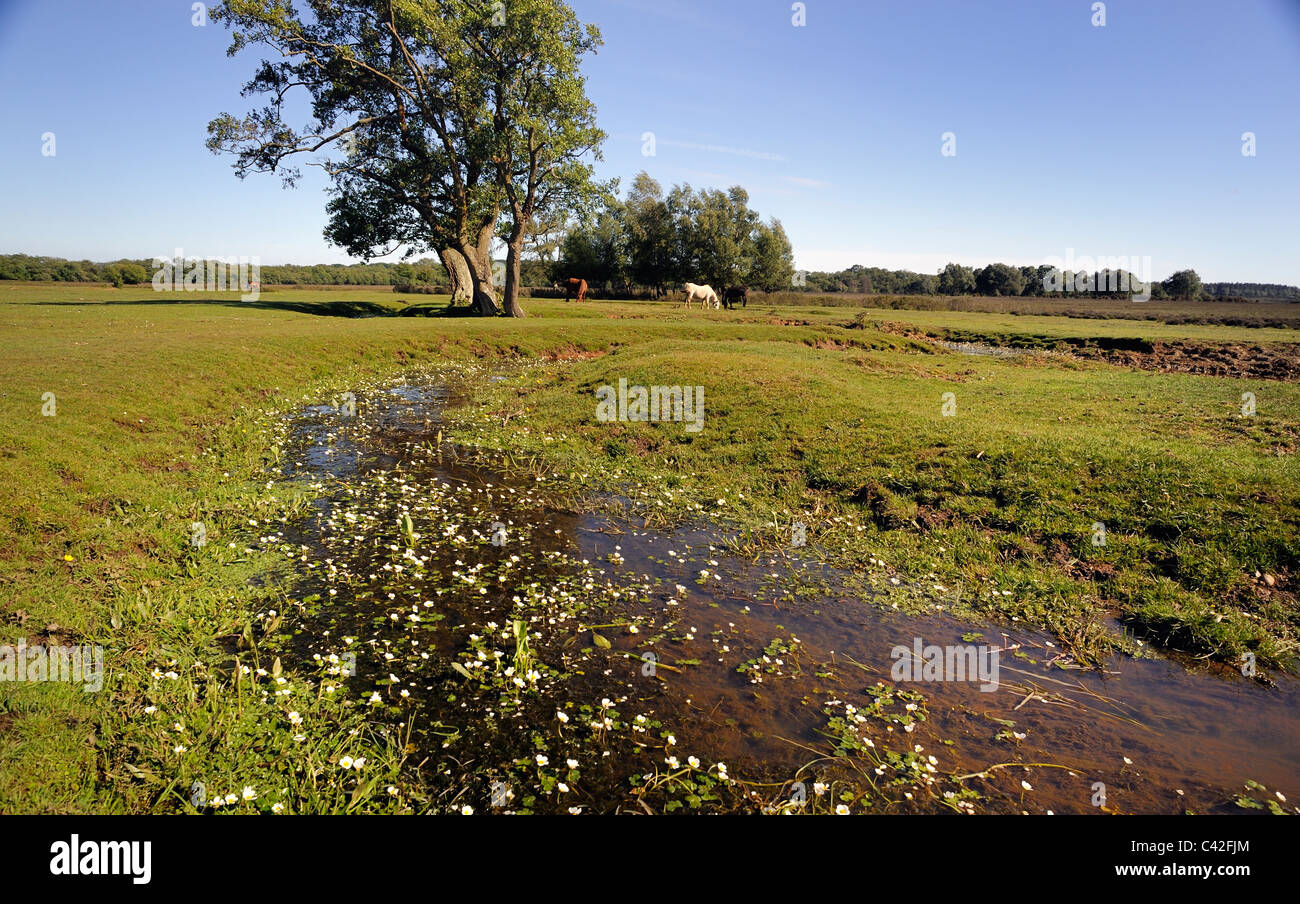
1, 287, 1296, 812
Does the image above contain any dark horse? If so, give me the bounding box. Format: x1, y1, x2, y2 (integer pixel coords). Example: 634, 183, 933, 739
721, 285, 749, 309
554, 277, 589, 303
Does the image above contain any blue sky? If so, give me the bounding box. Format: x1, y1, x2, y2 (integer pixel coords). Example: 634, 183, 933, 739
1, 0, 1298, 282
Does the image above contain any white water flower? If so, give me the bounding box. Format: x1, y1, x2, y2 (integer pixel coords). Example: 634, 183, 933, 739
338, 756, 354, 769
835, 804, 850, 815
556, 710, 569, 723
242, 786, 257, 801
461, 805, 474, 815
1021, 780, 1033, 791
567, 758, 579, 770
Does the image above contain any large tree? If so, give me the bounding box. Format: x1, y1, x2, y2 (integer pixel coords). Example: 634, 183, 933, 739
624, 173, 676, 296
1163, 269, 1204, 300
749, 218, 794, 291
938, 262, 977, 295
558, 199, 626, 289
479, 0, 606, 317
556, 176, 790, 295
681, 186, 757, 289
206, 0, 603, 317
974, 262, 1024, 297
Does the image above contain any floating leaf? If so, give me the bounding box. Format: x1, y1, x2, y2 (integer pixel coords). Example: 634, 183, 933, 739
592, 632, 611, 649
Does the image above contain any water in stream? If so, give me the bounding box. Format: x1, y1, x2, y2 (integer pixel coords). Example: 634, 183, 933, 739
259, 379, 1298, 814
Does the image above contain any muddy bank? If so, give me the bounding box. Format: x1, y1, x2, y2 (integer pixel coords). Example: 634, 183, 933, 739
256, 376, 1299, 814
1070, 338, 1300, 382
870, 320, 1300, 381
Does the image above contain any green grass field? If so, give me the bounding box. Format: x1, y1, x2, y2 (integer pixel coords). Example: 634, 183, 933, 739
1, 283, 1297, 812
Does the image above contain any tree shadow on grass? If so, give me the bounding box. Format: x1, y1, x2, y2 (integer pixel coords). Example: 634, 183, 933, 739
29, 297, 480, 318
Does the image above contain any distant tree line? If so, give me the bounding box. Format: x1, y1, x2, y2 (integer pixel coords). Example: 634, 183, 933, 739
1202, 282, 1300, 301
554, 172, 795, 293
0, 253, 452, 289
4, 250, 1294, 302
798, 263, 1299, 302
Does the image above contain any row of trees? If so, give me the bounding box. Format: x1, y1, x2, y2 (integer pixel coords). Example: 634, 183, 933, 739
801, 263, 1284, 301
0, 251, 630, 292
6, 250, 1296, 302
555, 173, 795, 293
0, 254, 451, 288
1203, 282, 1300, 300
0, 255, 154, 287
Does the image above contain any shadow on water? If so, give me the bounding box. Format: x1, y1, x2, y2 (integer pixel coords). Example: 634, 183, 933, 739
262, 379, 1300, 814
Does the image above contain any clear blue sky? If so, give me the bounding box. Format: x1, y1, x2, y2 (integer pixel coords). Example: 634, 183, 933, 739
1, 0, 1298, 283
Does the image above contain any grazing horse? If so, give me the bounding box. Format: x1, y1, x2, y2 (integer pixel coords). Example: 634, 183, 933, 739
554, 277, 588, 303
721, 285, 749, 309
683, 282, 719, 310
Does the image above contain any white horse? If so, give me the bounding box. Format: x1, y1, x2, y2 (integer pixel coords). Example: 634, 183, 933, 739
683, 282, 719, 310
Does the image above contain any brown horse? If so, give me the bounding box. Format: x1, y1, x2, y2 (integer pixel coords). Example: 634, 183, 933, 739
721, 285, 749, 309
554, 277, 588, 303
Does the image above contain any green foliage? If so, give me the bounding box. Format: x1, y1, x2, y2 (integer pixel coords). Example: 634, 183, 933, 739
0, 253, 451, 287
624, 173, 677, 292
559, 202, 627, 287
938, 262, 977, 295
1164, 269, 1204, 300
974, 262, 1024, 297
1204, 281, 1300, 300
558, 172, 793, 291
751, 218, 795, 291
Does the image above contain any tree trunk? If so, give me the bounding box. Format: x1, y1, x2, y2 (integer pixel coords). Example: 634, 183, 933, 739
503, 233, 527, 318
460, 224, 499, 316
438, 247, 472, 305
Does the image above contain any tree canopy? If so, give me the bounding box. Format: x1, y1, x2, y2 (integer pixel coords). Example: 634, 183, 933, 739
206, 0, 605, 316
557, 172, 794, 293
